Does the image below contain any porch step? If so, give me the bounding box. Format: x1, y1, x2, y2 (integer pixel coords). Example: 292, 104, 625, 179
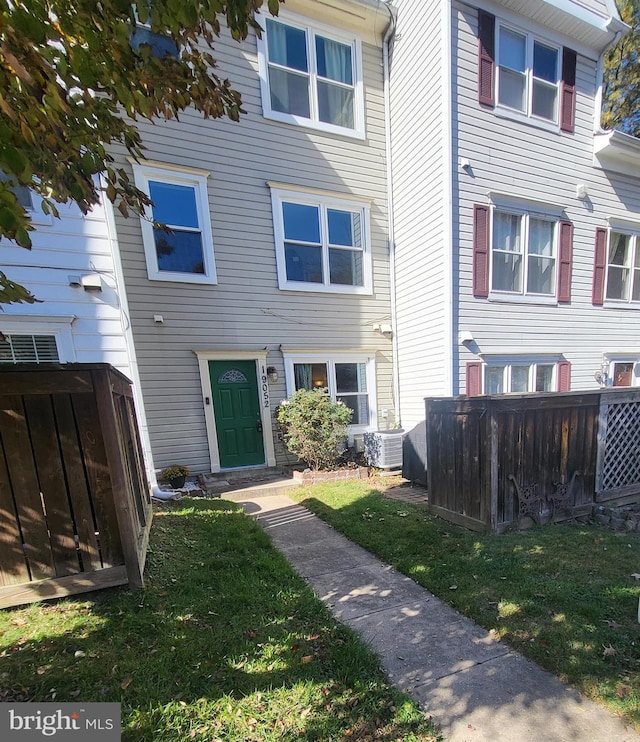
198, 468, 297, 498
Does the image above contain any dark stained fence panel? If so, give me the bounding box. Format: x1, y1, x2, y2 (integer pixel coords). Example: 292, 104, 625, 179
0, 364, 151, 607
0, 395, 56, 580
52, 395, 102, 572
425, 390, 607, 533
0, 443, 30, 586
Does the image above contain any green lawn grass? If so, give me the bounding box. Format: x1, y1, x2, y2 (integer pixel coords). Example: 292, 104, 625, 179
0, 498, 440, 741
290, 479, 640, 730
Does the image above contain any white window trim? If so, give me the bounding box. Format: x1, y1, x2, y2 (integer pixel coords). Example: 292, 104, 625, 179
0, 315, 76, 362
132, 162, 217, 285
271, 187, 372, 295
603, 228, 640, 307
495, 19, 561, 131
256, 10, 365, 139
489, 206, 558, 301
481, 358, 558, 394
283, 351, 377, 433
603, 354, 640, 387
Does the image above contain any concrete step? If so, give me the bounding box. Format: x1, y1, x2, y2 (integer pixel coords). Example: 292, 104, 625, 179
198, 468, 297, 498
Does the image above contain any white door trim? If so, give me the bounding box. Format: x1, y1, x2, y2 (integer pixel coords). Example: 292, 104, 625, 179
194, 349, 276, 473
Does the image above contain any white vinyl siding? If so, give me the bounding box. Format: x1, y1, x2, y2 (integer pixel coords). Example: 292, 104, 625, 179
257, 11, 365, 138
389, 0, 451, 428
271, 188, 372, 294
132, 163, 217, 285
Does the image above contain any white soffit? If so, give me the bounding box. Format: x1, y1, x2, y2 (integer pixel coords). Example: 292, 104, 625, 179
594, 130, 640, 178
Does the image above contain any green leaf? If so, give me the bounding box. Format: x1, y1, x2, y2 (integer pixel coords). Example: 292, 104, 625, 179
15, 227, 32, 248
1, 146, 27, 178
0, 271, 39, 305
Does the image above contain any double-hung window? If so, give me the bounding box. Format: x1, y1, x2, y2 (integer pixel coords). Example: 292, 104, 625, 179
491, 209, 556, 296
271, 188, 372, 294
284, 353, 375, 429
132, 163, 217, 284
605, 231, 640, 303
497, 23, 560, 124
257, 13, 364, 137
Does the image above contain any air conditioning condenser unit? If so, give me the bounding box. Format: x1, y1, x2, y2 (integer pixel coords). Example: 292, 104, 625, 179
363, 430, 405, 469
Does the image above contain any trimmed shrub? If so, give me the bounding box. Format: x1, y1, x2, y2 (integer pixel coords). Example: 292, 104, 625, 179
276, 388, 352, 471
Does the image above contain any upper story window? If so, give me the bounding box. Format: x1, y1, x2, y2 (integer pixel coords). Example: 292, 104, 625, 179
497, 25, 559, 123
473, 202, 573, 303
492, 209, 556, 297
477, 10, 576, 133
132, 162, 217, 285
271, 187, 372, 295
257, 14, 364, 138
606, 231, 640, 303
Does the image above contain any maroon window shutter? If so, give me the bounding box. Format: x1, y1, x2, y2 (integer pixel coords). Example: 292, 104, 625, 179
478, 10, 495, 107
473, 204, 490, 298
592, 228, 608, 305
560, 48, 577, 133
557, 220, 573, 302
557, 361, 571, 392
466, 362, 482, 396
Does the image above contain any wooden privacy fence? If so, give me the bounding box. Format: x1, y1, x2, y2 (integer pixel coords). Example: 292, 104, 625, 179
424, 388, 640, 533
0, 363, 152, 608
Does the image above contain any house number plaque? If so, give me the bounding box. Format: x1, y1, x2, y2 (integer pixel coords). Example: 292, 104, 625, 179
260, 365, 270, 408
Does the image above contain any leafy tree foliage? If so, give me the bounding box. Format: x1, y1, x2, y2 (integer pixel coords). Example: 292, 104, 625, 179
602, 1, 640, 136
0, 0, 280, 304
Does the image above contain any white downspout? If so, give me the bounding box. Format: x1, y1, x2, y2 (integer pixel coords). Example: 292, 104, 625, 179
383, 1, 401, 426
442, 0, 454, 396
102, 183, 157, 486
594, 27, 624, 133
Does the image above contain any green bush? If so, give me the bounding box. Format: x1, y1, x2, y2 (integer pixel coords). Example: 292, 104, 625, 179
276, 388, 352, 470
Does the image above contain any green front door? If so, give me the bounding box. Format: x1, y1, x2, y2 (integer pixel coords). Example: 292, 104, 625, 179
209, 360, 265, 468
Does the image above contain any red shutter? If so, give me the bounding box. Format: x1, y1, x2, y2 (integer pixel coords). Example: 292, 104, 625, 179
557, 361, 571, 392
592, 228, 608, 305
473, 204, 490, 298
466, 362, 482, 396
478, 11, 495, 107
560, 48, 577, 133
557, 220, 573, 302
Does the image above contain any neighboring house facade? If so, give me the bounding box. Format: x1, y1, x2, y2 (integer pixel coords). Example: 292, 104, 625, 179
108, 0, 396, 474
0, 186, 155, 472
389, 0, 640, 431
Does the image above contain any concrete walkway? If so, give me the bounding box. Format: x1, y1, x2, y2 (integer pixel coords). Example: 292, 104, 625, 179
227, 489, 639, 742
